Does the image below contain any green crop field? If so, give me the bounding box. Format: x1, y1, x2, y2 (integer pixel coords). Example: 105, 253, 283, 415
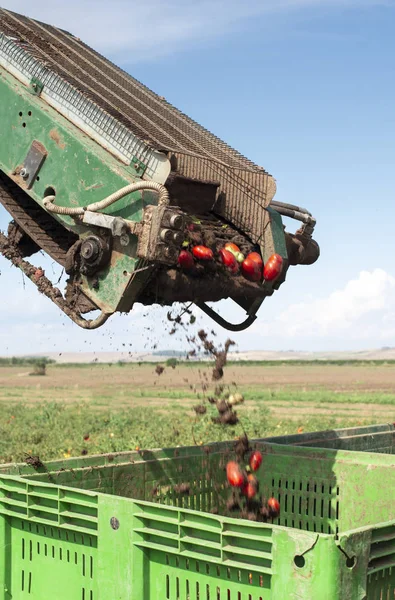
0, 360, 394, 463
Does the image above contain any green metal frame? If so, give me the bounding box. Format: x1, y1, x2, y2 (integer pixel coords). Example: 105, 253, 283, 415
0, 67, 291, 321
0, 69, 156, 313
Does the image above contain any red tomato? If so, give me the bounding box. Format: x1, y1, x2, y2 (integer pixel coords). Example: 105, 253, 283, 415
241, 474, 259, 499
249, 450, 263, 472
226, 461, 246, 488
192, 245, 214, 261
178, 250, 194, 269
263, 254, 283, 282
247, 252, 263, 268
224, 242, 241, 255
267, 497, 280, 516
219, 248, 238, 273
225, 243, 244, 263
241, 256, 261, 282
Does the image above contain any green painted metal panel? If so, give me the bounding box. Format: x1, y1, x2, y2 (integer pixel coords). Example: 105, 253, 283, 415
264, 207, 288, 263
0, 70, 157, 312
0, 70, 148, 225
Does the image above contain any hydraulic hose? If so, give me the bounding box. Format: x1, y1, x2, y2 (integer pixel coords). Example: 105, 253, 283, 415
43, 180, 170, 216
271, 200, 312, 217
270, 200, 316, 237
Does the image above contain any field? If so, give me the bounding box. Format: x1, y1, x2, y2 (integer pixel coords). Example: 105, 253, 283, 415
0, 361, 394, 463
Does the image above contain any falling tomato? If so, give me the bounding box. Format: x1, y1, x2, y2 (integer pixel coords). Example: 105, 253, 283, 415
249, 450, 263, 472
226, 461, 246, 488
241, 474, 259, 499
267, 497, 280, 517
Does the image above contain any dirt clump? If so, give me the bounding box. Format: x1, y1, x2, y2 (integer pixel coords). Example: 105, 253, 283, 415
234, 435, 251, 461
24, 453, 44, 469
193, 404, 207, 415
173, 482, 191, 495
213, 410, 238, 425
197, 329, 235, 381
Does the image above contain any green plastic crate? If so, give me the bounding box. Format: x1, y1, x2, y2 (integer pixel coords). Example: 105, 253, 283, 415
0, 424, 393, 599
264, 422, 395, 454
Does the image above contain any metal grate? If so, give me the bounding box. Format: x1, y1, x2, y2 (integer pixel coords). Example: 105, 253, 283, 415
0, 9, 275, 243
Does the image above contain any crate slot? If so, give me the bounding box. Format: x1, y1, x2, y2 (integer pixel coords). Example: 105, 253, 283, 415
222, 545, 272, 562
0, 496, 27, 509
58, 496, 98, 509
134, 511, 179, 526
60, 511, 98, 524
369, 540, 395, 561
134, 527, 179, 542
368, 553, 395, 575
180, 518, 221, 534
28, 503, 58, 515
181, 536, 221, 552
0, 480, 27, 494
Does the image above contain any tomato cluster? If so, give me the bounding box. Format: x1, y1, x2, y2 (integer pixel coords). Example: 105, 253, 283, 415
225, 450, 280, 519
178, 239, 283, 284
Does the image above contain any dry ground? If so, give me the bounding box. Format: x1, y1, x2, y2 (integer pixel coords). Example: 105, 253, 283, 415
0, 363, 394, 423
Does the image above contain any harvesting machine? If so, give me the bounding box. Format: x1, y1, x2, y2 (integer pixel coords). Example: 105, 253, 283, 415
0, 9, 319, 330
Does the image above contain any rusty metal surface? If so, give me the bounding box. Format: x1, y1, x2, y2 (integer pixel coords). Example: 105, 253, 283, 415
0, 228, 112, 329
0, 9, 275, 244
0, 171, 76, 265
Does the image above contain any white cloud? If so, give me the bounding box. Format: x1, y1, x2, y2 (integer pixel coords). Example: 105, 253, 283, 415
3, 0, 392, 62
251, 269, 395, 341
1, 263, 395, 354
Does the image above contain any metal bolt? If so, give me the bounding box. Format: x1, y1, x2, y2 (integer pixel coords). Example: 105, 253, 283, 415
172, 231, 184, 246
169, 214, 184, 230
110, 517, 120, 530
81, 239, 100, 261
20, 168, 29, 180
160, 228, 173, 244
119, 233, 130, 247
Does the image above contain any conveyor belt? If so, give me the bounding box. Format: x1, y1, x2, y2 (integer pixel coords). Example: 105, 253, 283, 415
0, 9, 275, 243
0, 172, 77, 265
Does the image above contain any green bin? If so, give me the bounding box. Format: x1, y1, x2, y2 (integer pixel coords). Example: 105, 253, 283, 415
0, 423, 393, 599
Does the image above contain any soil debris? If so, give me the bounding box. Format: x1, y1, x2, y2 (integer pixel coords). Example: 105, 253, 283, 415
226, 495, 241, 512
193, 404, 207, 415
216, 399, 229, 414
173, 482, 191, 495
24, 453, 44, 469
234, 435, 251, 461
212, 410, 239, 425
197, 330, 235, 381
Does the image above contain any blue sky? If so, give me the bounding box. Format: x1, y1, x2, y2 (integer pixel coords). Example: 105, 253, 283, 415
1, 0, 394, 355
